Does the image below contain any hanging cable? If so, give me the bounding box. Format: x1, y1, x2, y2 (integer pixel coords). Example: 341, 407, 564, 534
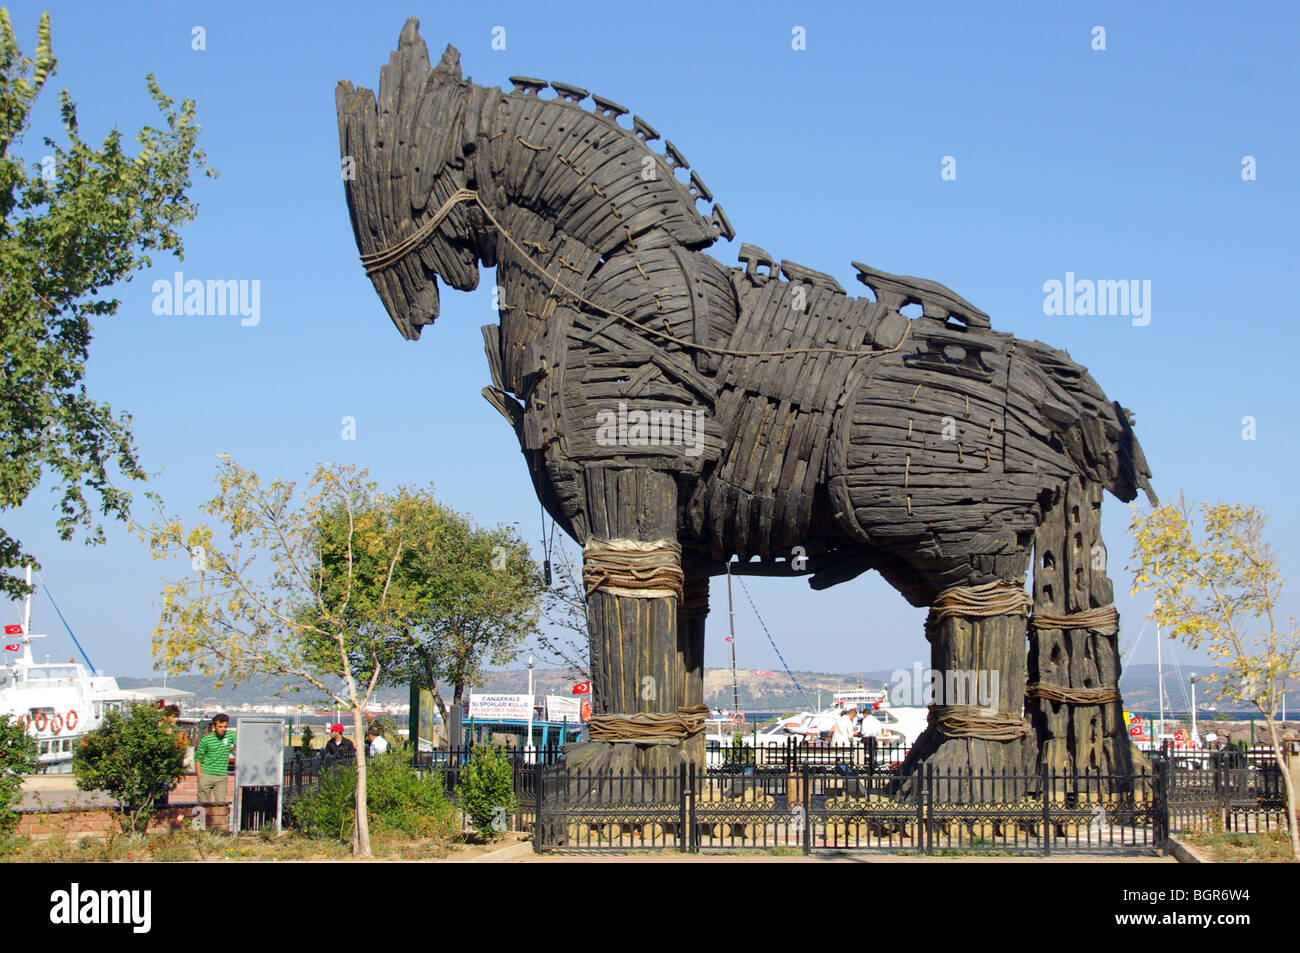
733, 573, 817, 712
35, 572, 95, 671
539, 502, 554, 587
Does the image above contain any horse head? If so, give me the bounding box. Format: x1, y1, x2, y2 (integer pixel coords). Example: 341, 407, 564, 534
336, 20, 488, 341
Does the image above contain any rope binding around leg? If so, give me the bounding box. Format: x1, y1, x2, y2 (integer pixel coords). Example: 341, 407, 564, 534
582, 538, 684, 601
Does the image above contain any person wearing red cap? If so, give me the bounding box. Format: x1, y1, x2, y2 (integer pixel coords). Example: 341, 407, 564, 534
322, 723, 355, 765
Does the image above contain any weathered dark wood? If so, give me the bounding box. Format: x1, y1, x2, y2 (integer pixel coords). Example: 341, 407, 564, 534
898, 610, 1037, 800
338, 22, 1157, 789
1030, 475, 1144, 786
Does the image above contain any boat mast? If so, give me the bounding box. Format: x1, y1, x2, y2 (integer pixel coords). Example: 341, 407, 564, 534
22, 565, 31, 633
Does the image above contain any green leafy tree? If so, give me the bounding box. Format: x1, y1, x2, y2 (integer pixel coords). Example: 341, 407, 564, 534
72, 703, 187, 835
312, 486, 545, 747
1130, 495, 1300, 860
299, 723, 314, 754
147, 457, 415, 858
456, 744, 516, 841
0, 713, 37, 839
0, 10, 215, 599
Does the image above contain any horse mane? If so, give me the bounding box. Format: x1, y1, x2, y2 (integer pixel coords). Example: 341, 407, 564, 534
340, 20, 734, 270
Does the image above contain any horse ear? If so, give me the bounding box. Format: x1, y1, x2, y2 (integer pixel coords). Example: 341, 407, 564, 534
434, 43, 462, 80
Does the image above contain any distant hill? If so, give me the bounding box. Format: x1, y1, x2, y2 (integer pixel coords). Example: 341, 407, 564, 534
119, 663, 1292, 716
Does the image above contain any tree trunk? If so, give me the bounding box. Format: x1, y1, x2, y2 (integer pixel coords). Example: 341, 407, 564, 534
451, 683, 465, 748
351, 707, 371, 857
420, 649, 449, 723
1263, 717, 1300, 860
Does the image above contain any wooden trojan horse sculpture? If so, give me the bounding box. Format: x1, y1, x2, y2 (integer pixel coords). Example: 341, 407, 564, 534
337, 21, 1156, 786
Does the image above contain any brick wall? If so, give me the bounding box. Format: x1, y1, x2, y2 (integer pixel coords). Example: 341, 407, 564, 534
168, 773, 234, 804
15, 802, 233, 841
15, 771, 237, 841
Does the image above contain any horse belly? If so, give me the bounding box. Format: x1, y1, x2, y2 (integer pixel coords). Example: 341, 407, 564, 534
826, 321, 1042, 587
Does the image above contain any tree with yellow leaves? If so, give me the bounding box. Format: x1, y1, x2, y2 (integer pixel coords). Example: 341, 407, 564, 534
1129, 495, 1299, 859
145, 457, 413, 857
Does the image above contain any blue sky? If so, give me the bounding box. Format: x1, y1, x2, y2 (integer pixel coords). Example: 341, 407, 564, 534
4, 1, 1298, 689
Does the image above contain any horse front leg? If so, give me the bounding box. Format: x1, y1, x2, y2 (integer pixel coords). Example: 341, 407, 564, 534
567, 466, 706, 777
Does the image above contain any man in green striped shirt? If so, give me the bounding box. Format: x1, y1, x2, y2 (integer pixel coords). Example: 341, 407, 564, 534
195, 714, 236, 803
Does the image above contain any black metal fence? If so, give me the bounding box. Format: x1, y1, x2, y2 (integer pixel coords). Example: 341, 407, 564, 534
532, 759, 1291, 856
707, 738, 912, 771
277, 744, 1291, 850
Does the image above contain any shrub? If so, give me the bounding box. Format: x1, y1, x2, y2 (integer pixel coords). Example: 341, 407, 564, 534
291, 752, 459, 843
456, 744, 516, 840
72, 703, 187, 835
299, 723, 314, 754
0, 714, 37, 841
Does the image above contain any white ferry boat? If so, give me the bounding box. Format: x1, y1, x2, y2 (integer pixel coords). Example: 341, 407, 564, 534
1, 571, 137, 772
706, 688, 928, 766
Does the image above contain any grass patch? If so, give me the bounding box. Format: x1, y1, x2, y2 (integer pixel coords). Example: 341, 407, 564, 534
1182, 830, 1295, 863
1, 828, 511, 862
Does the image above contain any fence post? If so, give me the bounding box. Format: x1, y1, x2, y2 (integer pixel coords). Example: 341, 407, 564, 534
685, 761, 697, 853
533, 758, 544, 851
1041, 763, 1051, 858
802, 763, 811, 856
922, 764, 931, 856
1153, 758, 1169, 853
1217, 762, 1229, 832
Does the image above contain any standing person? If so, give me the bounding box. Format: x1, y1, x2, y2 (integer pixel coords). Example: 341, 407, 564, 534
195, 714, 236, 804
163, 704, 194, 773
829, 706, 857, 747
323, 723, 355, 764
366, 723, 389, 757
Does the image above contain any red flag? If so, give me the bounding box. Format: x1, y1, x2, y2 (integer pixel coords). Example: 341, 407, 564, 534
571, 681, 591, 695
753, 670, 773, 676
3, 624, 22, 635
724, 635, 733, 643
3, 644, 18, 652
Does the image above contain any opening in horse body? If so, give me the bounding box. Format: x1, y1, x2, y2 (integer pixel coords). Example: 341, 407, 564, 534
338, 20, 1155, 783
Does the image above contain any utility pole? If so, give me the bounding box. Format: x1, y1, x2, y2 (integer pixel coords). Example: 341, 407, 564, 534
726, 562, 740, 717
1157, 626, 1165, 746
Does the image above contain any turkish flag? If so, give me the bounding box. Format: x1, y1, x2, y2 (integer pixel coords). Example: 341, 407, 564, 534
3, 644, 18, 652
3, 624, 22, 635
724, 635, 733, 643
753, 670, 773, 676
571, 681, 591, 695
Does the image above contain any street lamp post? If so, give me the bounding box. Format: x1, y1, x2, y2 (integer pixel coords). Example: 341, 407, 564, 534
525, 655, 536, 764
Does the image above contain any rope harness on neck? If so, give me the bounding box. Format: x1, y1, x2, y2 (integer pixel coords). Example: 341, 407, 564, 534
356, 188, 912, 360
